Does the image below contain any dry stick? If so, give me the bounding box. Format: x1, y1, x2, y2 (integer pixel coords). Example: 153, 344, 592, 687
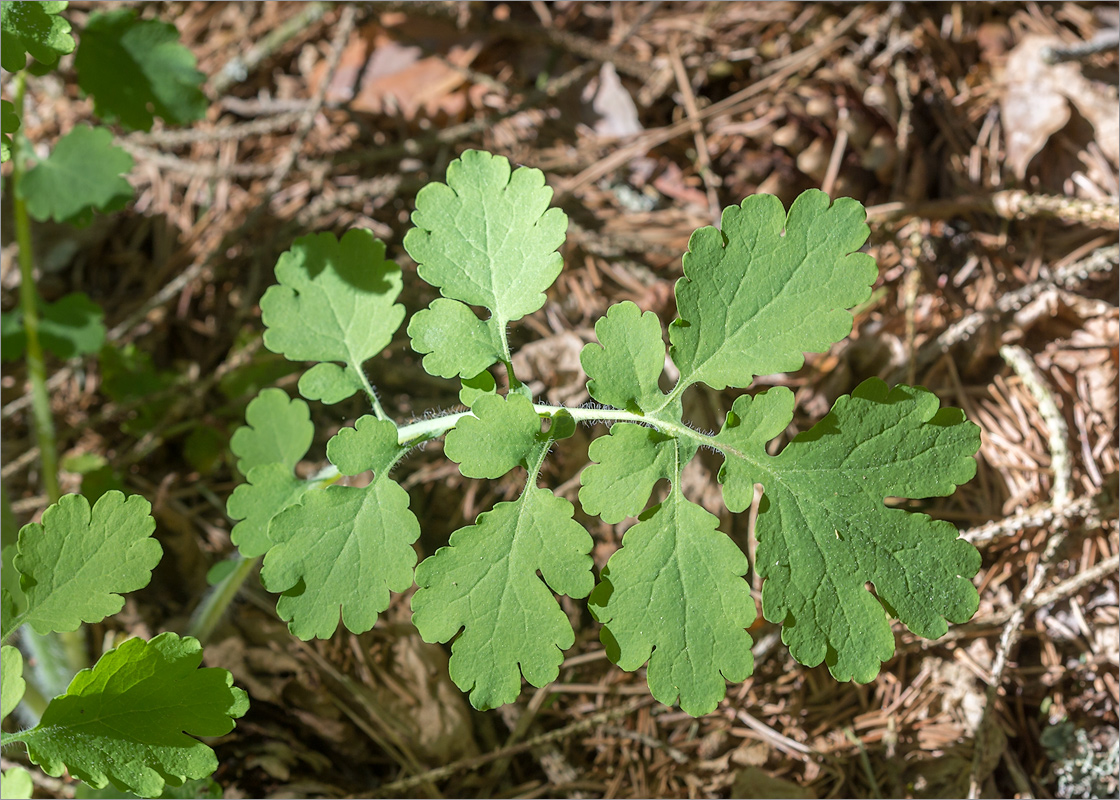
667, 40, 722, 228
557, 4, 868, 198
966, 345, 1076, 799
367, 698, 652, 798
886, 243, 1119, 387
867, 191, 1120, 229
124, 111, 303, 148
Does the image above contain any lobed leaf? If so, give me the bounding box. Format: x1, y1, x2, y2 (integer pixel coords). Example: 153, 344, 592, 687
261, 230, 404, 405
578, 423, 693, 524
413, 485, 593, 710
589, 488, 755, 716
0, 1, 74, 72
21, 126, 133, 225
444, 392, 541, 479
717, 378, 982, 681
228, 388, 313, 478
581, 301, 667, 413
18, 633, 248, 799
0, 292, 105, 362
15, 492, 161, 635
75, 8, 206, 132
262, 442, 418, 639
325, 414, 403, 477
404, 150, 568, 378
669, 190, 877, 391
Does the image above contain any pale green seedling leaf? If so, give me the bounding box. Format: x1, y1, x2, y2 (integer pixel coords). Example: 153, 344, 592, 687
16, 632, 248, 798
407, 298, 505, 380
669, 190, 877, 391
444, 392, 541, 479
0, 292, 105, 362
581, 301, 667, 413
22, 126, 133, 225
716, 377, 982, 682
262, 416, 417, 639
1, 645, 25, 721
579, 423, 694, 524
229, 388, 313, 477
413, 485, 593, 710
404, 149, 567, 378
0, 1, 74, 72
15, 492, 161, 635
75, 8, 206, 132
589, 488, 755, 716
1, 100, 18, 163
261, 229, 404, 405
0, 766, 33, 799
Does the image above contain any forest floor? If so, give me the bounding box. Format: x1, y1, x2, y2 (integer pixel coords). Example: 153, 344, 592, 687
2, 2, 1118, 798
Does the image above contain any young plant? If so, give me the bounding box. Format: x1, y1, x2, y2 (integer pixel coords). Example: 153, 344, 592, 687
0, 492, 248, 798
221, 149, 982, 717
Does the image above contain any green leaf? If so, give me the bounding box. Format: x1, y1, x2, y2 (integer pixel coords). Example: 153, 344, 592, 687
226, 464, 313, 559
1, 100, 18, 163
0, 292, 105, 362
716, 378, 982, 682
581, 301, 667, 413
226, 390, 315, 558
0, 1, 74, 72
579, 423, 693, 524
261, 230, 404, 405
228, 388, 313, 478
413, 485, 594, 710
75, 8, 206, 132
407, 298, 505, 380
444, 392, 541, 479
262, 418, 417, 639
325, 414, 404, 476
0, 767, 33, 799
669, 190, 877, 391
99, 343, 176, 436
18, 632, 248, 799
589, 488, 755, 716
15, 492, 161, 635
458, 370, 496, 407
404, 150, 568, 377
22, 126, 133, 225
1, 645, 25, 721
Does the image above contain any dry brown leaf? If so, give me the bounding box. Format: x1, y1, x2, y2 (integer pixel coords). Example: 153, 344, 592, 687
1001, 34, 1120, 178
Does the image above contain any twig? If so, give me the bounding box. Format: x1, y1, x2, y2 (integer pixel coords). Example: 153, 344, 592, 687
887, 244, 1119, 386
601, 724, 689, 764
966, 347, 1076, 799
736, 709, 818, 760
368, 699, 651, 797
667, 40, 722, 227
961, 493, 1098, 546
868, 192, 1120, 229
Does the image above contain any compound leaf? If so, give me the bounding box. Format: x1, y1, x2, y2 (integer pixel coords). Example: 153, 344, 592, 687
261, 230, 404, 405
589, 488, 755, 716
0, 292, 105, 362
718, 378, 982, 682
1, 99, 18, 163
581, 301, 667, 413
444, 392, 541, 479
228, 388, 313, 478
15, 492, 161, 635
404, 150, 567, 376
1, 645, 24, 722
75, 8, 206, 132
413, 485, 593, 710
18, 633, 248, 799
669, 190, 877, 391
0, 1, 74, 72
408, 298, 505, 380
579, 423, 692, 524
261, 459, 418, 640
21, 126, 133, 225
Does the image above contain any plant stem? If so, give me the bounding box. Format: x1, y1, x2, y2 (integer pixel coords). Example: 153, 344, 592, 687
11, 73, 60, 506
186, 554, 260, 645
